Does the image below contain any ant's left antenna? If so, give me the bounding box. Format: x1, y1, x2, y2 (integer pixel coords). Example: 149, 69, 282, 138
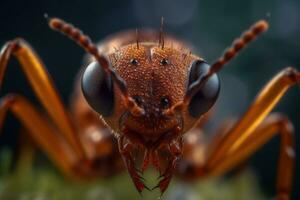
48, 17, 145, 116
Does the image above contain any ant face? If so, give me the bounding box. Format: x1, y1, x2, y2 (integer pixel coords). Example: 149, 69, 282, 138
81, 43, 220, 139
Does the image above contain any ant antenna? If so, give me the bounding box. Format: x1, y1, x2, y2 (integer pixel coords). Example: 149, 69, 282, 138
159, 17, 165, 49
49, 18, 145, 116
163, 20, 269, 116
208, 20, 268, 76
187, 20, 268, 103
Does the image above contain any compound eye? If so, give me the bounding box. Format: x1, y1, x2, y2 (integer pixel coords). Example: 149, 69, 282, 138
187, 60, 220, 118
81, 61, 114, 117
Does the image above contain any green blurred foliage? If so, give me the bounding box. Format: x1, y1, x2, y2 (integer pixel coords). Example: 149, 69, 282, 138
0, 149, 265, 200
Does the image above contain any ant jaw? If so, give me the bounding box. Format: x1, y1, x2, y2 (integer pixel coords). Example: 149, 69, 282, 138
118, 125, 183, 195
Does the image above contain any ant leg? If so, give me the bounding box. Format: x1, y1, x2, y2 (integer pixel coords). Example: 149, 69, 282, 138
205, 67, 299, 167
0, 38, 85, 159
179, 113, 294, 200
0, 94, 86, 178
179, 67, 299, 199
209, 113, 294, 200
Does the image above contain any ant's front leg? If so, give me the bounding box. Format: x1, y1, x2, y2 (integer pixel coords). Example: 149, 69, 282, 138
0, 94, 81, 177
179, 67, 299, 200
0, 38, 85, 159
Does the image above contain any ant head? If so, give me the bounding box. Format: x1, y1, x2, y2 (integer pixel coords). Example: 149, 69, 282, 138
106, 42, 220, 135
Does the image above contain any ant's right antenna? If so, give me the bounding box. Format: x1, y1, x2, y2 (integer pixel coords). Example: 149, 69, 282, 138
163, 20, 269, 117
208, 20, 268, 76
186, 20, 268, 105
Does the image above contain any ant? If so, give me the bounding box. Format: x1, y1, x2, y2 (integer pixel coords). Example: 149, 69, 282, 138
0, 16, 297, 200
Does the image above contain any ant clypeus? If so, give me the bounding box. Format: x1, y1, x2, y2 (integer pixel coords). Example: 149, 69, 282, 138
0, 16, 297, 200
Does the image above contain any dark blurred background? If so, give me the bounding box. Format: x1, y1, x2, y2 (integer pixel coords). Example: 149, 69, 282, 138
0, 0, 299, 199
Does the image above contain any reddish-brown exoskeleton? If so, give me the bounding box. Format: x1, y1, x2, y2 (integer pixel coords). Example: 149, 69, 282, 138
0, 17, 297, 199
